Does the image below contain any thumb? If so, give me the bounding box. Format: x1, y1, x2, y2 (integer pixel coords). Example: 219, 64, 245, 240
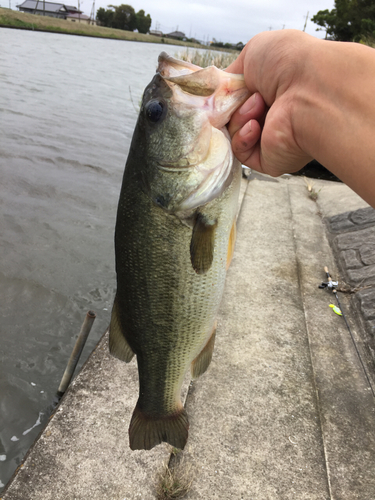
225, 51, 245, 75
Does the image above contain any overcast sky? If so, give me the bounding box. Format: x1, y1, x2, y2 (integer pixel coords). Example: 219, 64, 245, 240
82, 0, 334, 44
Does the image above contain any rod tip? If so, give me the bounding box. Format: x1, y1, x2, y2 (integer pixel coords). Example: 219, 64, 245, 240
87, 310, 96, 318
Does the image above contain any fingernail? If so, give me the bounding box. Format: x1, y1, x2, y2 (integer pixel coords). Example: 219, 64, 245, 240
239, 120, 252, 137
239, 94, 257, 115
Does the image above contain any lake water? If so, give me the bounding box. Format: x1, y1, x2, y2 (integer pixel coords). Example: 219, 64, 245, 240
0, 27, 190, 491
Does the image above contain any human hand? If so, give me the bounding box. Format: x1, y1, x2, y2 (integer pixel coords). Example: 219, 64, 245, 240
226, 30, 314, 176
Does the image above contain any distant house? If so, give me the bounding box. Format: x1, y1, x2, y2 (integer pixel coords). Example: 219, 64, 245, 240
66, 12, 95, 24
17, 0, 95, 24
149, 29, 163, 37
165, 30, 186, 40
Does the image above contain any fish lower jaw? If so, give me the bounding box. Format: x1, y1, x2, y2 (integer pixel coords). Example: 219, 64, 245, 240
177, 152, 233, 212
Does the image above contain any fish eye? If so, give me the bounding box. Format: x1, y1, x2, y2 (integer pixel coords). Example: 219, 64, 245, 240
145, 100, 164, 123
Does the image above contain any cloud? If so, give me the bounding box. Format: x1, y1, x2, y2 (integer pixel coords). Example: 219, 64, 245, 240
89, 0, 334, 44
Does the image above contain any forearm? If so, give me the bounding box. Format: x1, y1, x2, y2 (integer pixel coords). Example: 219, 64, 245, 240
294, 40, 375, 206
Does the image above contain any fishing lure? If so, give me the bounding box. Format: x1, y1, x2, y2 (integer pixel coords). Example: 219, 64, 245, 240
329, 304, 342, 316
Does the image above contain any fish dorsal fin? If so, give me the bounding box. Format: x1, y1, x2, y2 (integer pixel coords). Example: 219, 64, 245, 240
226, 220, 237, 270
191, 322, 217, 379
190, 213, 217, 274
109, 297, 135, 363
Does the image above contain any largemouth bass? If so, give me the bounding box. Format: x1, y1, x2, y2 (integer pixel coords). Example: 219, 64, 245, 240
109, 52, 249, 451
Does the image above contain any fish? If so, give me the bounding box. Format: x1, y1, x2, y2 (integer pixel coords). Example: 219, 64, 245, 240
109, 52, 250, 451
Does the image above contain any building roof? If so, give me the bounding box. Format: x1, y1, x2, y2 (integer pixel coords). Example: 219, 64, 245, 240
17, 0, 82, 14
166, 31, 186, 39
66, 12, 90, 19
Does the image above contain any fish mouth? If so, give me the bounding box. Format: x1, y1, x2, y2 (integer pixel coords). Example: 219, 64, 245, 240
157, 52, 250, 130
150, 53, 250, 173
146, 52, 249, 212
177, 127, 234, 211
157, 52, 202, 78
154, 127, 234, 213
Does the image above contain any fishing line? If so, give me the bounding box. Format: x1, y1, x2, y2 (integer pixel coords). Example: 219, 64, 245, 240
319, 266, 375, 398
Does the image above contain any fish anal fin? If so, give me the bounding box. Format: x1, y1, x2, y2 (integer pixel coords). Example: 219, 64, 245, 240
109, 297, 135, 363
226, 220, 237, 270
191, 322, 217, 379
129, 402, 189, 451
190, 213, 217, 275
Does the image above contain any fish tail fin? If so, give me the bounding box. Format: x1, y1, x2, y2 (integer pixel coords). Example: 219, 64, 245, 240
128, 402, 189, 451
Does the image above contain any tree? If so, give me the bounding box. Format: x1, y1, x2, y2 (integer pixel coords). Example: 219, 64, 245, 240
96, 7, 106, 25
96, 6, 114, 27
312, 0, 375, 41
96, 4, 153, 32
311, 8, 338, 39
136, 9, 151, 34
110, 4, 137, 31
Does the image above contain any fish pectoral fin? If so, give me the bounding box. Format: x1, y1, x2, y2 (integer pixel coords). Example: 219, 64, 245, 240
129, 402, 189, 451
191, 322, 217, 379
109, 297, 135, 363
226, 219, 237, 270
190, 213, 217, 274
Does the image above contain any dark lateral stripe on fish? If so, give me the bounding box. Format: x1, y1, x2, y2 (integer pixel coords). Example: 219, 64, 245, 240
129, 403, 189, 450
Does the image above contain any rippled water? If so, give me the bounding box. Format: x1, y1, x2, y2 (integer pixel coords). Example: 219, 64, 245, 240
0, 28, 185, 490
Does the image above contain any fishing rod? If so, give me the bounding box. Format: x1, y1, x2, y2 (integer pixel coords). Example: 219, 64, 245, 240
319, 266, 375, 398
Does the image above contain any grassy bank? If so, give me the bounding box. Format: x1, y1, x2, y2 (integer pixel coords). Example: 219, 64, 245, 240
175, 48, 238, 68
0, 7, 203, 47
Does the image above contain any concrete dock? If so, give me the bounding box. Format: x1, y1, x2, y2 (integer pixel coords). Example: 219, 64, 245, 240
2, 174, 375, 500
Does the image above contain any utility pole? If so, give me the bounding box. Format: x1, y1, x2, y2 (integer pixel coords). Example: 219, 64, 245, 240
33, 0, 40, 14
90, 0, 95, 24
303, 11, 309, 32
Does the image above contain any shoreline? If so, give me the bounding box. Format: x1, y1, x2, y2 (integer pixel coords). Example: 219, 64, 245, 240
0, 23, 192, 44
0, 8, 232, 49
